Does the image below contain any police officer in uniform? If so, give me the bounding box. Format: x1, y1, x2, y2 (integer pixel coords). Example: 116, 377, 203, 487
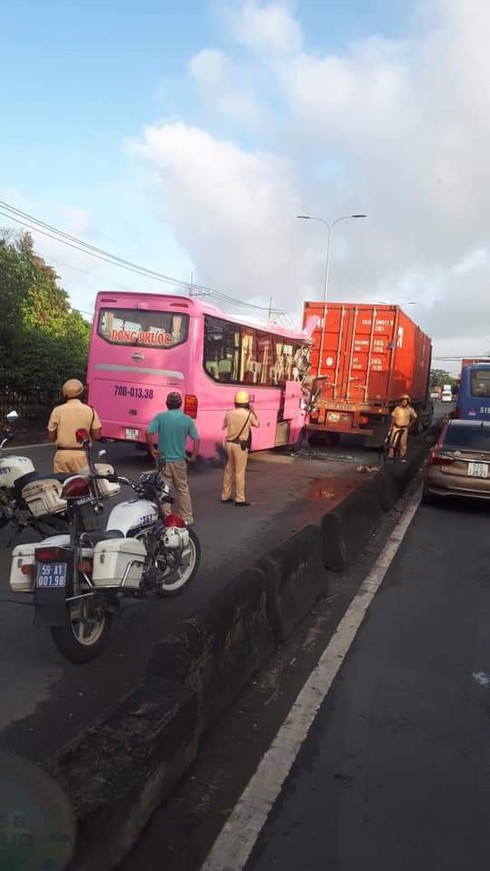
389, 393, 417, 462
47, 379, 102, 473
221, 390, 259, 506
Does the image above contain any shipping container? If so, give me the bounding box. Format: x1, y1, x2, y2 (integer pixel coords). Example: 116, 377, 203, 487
303, 302, 432, 446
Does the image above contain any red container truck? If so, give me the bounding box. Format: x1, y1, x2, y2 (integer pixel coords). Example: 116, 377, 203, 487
303, 302, 433, 447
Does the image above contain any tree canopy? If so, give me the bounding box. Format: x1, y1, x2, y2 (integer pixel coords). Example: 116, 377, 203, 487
430, 369, 457, 389
0, 231, 90, 393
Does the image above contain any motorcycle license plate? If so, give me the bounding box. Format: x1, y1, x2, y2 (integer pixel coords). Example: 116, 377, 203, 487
36, 563, 67, 588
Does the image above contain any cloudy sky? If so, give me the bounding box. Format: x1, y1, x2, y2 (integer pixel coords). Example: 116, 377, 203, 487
2, 0, 489, 372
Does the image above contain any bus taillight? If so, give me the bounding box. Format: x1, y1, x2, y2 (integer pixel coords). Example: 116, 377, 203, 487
184, 394, 198, 418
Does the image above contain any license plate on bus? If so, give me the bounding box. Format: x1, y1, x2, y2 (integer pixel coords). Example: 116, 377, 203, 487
468, 462, 489, 478
125, 428, 139, 440
36, 563, 67, 588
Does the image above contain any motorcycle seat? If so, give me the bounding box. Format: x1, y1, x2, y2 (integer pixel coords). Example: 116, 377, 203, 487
80, 529, 125, 547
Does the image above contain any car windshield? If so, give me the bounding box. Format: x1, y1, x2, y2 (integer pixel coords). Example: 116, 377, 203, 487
443, 426, 490, 451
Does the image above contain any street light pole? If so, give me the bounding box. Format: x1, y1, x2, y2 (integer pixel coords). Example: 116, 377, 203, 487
297, 213, 366, 375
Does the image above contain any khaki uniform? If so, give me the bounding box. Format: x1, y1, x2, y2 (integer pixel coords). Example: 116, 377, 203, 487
221, 408, 259, 504
390, 404, 417, 458
47, 399, 102, 473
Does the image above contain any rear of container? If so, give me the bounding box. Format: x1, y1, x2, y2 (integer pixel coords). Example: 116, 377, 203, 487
303, 302, 432, 447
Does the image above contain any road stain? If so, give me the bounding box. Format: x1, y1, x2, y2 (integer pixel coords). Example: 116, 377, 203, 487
308, 476, 360, 502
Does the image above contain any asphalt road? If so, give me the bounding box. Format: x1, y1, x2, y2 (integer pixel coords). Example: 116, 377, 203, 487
245, 490, 490, 871
0, 436, 375, 763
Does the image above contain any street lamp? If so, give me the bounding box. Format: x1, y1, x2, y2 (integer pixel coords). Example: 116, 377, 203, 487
297, 212, 366, 375
377, 300, 417, 306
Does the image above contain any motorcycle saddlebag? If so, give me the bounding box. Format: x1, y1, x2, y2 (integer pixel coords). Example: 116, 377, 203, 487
92, 538, 146, 589
21, 479, 67, 517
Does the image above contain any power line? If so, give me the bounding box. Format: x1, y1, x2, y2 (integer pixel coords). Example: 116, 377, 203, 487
0, 200, 285, 314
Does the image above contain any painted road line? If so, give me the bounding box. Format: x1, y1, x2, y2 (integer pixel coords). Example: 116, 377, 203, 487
201, 485, 423, 871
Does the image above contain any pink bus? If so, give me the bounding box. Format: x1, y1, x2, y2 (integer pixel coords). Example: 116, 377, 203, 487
87, 292, 313, 459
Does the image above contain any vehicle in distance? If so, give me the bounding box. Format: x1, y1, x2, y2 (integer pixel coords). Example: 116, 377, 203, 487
303, 302, 433, 447
455, 362, 490, 422
423, 419, 490, 503
441, 384, 453, 402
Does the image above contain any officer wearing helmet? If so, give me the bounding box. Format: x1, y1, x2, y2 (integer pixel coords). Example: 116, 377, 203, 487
145, 392, 200, 526
47, 379, 102, 473
388, 393, 417, 462
221, 390, 259, 506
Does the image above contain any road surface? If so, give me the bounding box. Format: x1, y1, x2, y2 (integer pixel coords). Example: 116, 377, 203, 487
0, 436, 372, 763
244, 491, 490, 871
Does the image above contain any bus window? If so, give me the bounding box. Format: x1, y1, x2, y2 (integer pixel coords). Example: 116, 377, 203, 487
98, 308, 188, 348
471, 370, 490, 397
204, 316, 240, 382
257, 333, 273, 385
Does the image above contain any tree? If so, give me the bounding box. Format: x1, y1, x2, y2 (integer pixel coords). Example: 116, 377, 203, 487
0, 231, 90, 394
430, 369, 457, 389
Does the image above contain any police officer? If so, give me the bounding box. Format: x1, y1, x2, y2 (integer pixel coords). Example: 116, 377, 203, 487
47, 379, 102, 473
145, 392, 200, 526
221, 390, 259, 506
389, 393, 417, 462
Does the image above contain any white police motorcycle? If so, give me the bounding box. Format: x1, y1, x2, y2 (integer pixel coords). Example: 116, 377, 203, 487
0, 411, 73, 540
9, 447, 200, 662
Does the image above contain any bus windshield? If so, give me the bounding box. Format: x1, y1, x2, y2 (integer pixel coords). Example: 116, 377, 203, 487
470, 369, 490, 398
97, 308, 189, 349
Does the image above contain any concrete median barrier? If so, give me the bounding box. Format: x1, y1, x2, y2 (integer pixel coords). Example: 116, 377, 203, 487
321, 477, 382, 572
48, 678, 199, 871
148, 567, 276, 733
378, 464, 399, 511
257, 525, 328, 643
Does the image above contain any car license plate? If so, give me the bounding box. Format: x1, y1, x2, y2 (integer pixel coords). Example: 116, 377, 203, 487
125, 428, 139, 440
36, 563, 67, 588
468, 462, 489, 478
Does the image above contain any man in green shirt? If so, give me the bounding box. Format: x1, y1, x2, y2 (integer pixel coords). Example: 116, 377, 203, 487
145, 392, 200, 526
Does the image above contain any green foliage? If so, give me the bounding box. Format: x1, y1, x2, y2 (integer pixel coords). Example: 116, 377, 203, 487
430, 369, 457, 389
0, 231, 90, 392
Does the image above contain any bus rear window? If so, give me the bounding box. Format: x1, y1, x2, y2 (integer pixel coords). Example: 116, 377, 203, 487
98, 308, 189, 348
470, 370, 490, 398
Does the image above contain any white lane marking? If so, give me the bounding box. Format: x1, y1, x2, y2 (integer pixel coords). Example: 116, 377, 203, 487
473, 671, 490, 688
201, 485, 422, 871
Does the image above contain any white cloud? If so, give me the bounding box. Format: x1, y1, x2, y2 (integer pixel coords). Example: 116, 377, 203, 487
135, 123, 310, 314
134, 0, 490, 359
189, 49, 263, 127
228, 0, 301, 55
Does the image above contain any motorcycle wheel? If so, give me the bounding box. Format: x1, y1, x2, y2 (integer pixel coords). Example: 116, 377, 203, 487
156, 527, 201, 597
51, 598, 113, 663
